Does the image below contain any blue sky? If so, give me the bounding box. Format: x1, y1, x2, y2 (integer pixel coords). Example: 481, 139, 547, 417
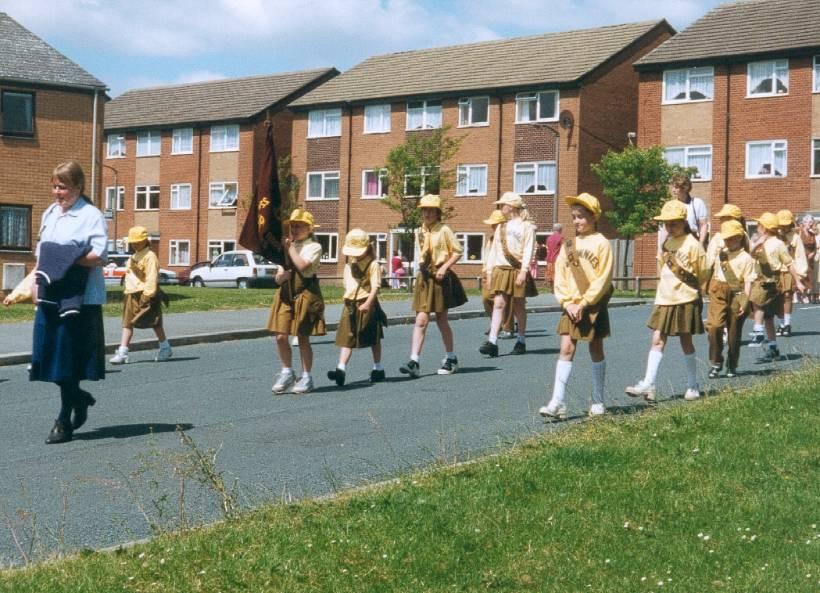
1, 0, 728, 97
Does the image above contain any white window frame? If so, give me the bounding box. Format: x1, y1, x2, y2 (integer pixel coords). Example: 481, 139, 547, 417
105, 186, 125, 212
308, 108, 342, 138
361, 168, 388, 199
134, 185, 160, 211
404, 166, 440, 198
458, 96, 490, 127
814, 56, 820, 93
455, 232, 484, 264
514, 161, 556, 194
171, 128, 193, 155
169, 240, 191, 266
209, 181, 238, 208
207, 239, 236, 259
455, 164, 488, 196
314, 232, 339, 263
107, 133, 126, 158
745, 140, 788, 179
663, 145, 713, 181
136, 131, 161, 157
515, 90, 559, 123
210, 124, 239, 152
306, 171, 340, 201
363, 104, 391, 134
661, 67, 714, 104
747, 59, 789, 98
367, 232, 388, 262
170, 183, 192, 210
812, 138, 820, 177
405, 100, 442, 131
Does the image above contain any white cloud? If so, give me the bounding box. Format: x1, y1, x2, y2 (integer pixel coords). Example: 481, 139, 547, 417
175, 70, 227, 84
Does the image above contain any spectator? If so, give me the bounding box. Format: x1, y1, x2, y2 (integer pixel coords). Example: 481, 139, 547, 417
545, 224, 563, 289
390, 250, 403, 289
666, 173, 708, 248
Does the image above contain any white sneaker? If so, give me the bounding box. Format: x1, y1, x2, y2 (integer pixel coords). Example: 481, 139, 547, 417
588, 403, 606, 417
110, 347, 129, 365
538, 400, 567, 420
271, 370, 295, 394
292, 375, 314, 394
625, 380, 656, 402
684, 387, 702, 401
155, 344, 172, 362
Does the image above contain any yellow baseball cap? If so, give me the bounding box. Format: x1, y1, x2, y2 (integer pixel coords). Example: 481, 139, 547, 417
493, 191, 525, 209
653, 200, 688, 222
283, 208, 319, 229
483, 210, 506, 225
126, 226, 149, 244
341, 228, 370, 257
777, 209, 794, 226
756, 212, 780, 231
715, 203, 743, 220
720, 220, 745, 240
565, 192, 602, 220
417, 194, 442, 210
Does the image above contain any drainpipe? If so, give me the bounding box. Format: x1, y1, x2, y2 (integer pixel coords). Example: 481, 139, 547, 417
345, 104, 353, 237
195, 126, 203, 262
495, 95, 503, 200
90, 89, 99, 203
723, 62, 731, 205
553, 130, 560, 227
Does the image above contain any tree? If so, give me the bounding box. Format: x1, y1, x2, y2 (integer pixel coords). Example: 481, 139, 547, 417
277, 154, 301, 217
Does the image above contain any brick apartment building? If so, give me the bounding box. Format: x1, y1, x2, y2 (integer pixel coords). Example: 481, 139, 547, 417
287, 21, 674, 278
101, 68, 337, 269
0, 12, 106, 292
633, 0, 820, 276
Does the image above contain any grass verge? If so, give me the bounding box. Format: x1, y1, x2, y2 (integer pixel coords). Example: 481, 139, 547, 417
1, 366, 817, 592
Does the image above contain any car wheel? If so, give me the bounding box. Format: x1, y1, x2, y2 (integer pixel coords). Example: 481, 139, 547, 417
237, 279, 248, 289
192, 277, 204, 287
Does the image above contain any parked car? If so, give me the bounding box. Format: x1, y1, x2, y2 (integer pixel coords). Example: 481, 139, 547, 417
188, 250, 278, 288
177, 261, 210, 286
103, 253, 179, 286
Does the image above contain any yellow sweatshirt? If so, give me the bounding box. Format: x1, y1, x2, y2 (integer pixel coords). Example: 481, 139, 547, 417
783, 230, 808, 277
342, 258, 381, 301
754, 236, 792, 280
710, 247, 757, 285
553, 232, 613, 308
416, 222, 462, 267
655, 233, 708, 305
124, 247, 159, 297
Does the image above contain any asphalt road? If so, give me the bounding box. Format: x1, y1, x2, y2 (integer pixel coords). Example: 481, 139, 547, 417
0, 303, 817, 565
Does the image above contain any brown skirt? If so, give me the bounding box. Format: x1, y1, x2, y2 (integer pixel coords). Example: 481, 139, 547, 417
412, 270, 468, 313
122, 291, 163, 329
750, 280, 779, 318
556, 302, 611, 341
489, 266, 538, 298
267, 289, 327, 336
777, 271, 794, 294
647, 300, 704, 336
335, 298, 385, 348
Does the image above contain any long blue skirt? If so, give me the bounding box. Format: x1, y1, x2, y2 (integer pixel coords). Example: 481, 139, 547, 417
30, 305, 105, 383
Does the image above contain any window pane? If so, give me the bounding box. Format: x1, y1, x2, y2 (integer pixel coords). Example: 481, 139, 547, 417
515, 166, 535, 193
407, 104, 424, 130
773, 145, 786, 176
814, 140, 820, 176
326, 110, 341, 136
471, 97, 489, 124
689, 72, 713, 100
516, 94, 536, 122
815, 57, 820, 92
775, 61, 789, 93
469, 166, 486, 194
689, 152, 712, 180
308, 174, 322, 198
456, 167, 468, 195
538, 92, 556, 120
426, 102, 442, 128
664, 148, 686, 167
324, 176, 339, 199
749, 61, 773, 94
365, 104, 389, 133
467, 235, 483, 261
308, 111, 323, 136
2, 92, 33, 134
664, 70, 687, 101
748, 143, 770, 176
537, 163, 556, 193
458, 101, 470, 126
0, 206, 30, 248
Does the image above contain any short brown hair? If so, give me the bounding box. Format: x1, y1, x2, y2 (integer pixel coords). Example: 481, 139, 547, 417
671, 173, 692, 189
52, 160, 86, 194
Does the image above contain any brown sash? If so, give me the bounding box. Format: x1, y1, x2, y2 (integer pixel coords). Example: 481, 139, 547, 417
662, 241, 700, 290
717, 249, 749, 311
563, 239, 613, 319
499, 222, 522, 270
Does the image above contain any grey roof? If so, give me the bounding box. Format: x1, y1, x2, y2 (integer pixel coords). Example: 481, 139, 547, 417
291, 20, 670, 107
0, 12, 105, 90
636, 0, 820, 67
105, 68, 337, 130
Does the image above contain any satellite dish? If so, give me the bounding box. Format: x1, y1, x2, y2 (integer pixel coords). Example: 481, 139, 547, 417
559, 110, 574, 130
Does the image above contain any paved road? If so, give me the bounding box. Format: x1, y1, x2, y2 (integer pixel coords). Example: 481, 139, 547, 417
0, 303, 817, 564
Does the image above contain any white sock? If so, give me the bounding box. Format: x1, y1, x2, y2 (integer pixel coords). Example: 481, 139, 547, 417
591, 360, 606, 405
551, 360, 573, 405
410, 353, 420, 363
767, 340, 778, 349
684, 352, 697, 389
159, 340, 170, 348
488, 335, 498, 345
517, 335, 526, 344
783, 314, 792, 325
373, 362, 384, 371
753, 324, 764, 333
118, 345, 129, 353
301, 371, 311, 379
281, 366, 293, 375
446, 352, 456, 360
336, 362, 346, 371
643, 350, 663, 386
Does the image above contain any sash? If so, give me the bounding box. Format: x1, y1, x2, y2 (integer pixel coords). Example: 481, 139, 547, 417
499, 222, 523, 270
717, 249, 749, 311
563, 238, 613, 317
662, 241, 700, 291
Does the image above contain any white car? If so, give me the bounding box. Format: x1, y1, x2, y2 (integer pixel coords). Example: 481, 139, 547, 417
189, 250, 278, 288
103, 253, 179, 286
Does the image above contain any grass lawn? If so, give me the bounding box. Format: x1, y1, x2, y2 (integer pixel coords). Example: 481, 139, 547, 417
1, 367, 817, 592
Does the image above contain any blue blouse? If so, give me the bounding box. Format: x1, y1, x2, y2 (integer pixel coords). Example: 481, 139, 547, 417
36, 197, 108, 305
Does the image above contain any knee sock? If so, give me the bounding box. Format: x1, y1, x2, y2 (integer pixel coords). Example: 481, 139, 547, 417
753, 323, 764, 333
643, 350, 663, 386
373, 362, 384, 371
591, 360, 606, 405
551, 360, 573, 405
783, 313, 792, 325
684, 352, 698, 389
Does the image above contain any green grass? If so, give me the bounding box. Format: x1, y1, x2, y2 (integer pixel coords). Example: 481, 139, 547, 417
2, 367, 817, 592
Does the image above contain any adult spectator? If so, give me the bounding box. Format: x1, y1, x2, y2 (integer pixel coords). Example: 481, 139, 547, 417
669, 173, 708, 248
390, 251, 403, 289
545, 224, 563, 289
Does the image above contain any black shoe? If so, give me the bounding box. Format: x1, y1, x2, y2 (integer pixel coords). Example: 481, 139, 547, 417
369, 369, 386, 383
726, 368, 737, 378
327, 368, 346, 387
437, 357, 459, 375
512, 341, 526, 355
399, 360, 421, 378
708, 364, 722, 379
780, 324, 791, 337
71, 390, 96, 430
45, 421, 72, 445
757, 347, 782, 363
479, 341, 499, 357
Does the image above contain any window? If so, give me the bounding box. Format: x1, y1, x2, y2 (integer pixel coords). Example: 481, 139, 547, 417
105, 186, 125, 211
514, 162, 556, 194
362, 169, 389, 198
0, 204, 31, 250
367, 233, 388, 261
535, 232, 552, 264
814, 56, 820, 93
170, 183, 192, 209
169, 240, 190, 266
107, 133, 126, 158
458, 96, 489, 127
515, 91, 558, 123
314, 233, 338, 262
307, 171, 339, 200
308, 109, 342, 138
135, 185, 160, 210
404, 166, 440, 197
455, 233, 484, 263
210, 124, 239, 152
207, 240, 236, 259
456, 164, 488, 196
1, 91, 34, 136
364, 104, 391, 133
136, 131, 161, 156
662, 67, 714, 103
748, 59, 788, 97
746, 141, 787, 178
664, 145, 713, 181
406, 100, 442, 130
812, 139, 820, 177
172, 128, 193, 154
209, 182, 238, 207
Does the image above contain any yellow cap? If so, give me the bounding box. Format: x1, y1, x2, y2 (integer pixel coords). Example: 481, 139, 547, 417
417, 194, 442, 210
776, 209, 794, 226
283, 208, 318, 229
653, 200, 688, 222
341, 228, 370, 257
493, 191, 525, 209
715, 203, 743, 220
565, 192, 602, 220
720, 220, 745, 240
756, 212, 780, 231
126, 226, 149, 244
483, 210, 507, 225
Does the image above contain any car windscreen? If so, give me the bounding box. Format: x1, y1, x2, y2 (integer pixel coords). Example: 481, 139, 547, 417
253, 254, 274, 265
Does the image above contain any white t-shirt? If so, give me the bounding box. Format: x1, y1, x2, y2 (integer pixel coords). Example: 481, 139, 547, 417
683, 196, 707, 238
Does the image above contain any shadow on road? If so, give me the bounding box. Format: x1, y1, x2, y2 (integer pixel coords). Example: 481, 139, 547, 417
132, 356, 200, 364
74, 422, 194, 441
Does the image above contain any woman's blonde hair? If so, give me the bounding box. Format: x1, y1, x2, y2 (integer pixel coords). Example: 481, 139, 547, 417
52, 160, 86, 194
